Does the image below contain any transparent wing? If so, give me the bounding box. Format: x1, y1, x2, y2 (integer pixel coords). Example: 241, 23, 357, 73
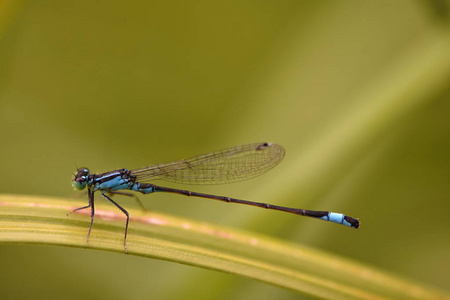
131, 143, 285, 185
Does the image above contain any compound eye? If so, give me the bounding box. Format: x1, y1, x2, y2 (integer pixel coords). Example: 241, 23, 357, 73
77, 168, 89, 177
72, 178, 87, 190
73, 168, 89, 190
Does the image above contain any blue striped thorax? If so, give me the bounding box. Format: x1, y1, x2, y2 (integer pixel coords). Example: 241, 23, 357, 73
93, 169, 136, 192
73, 167, 139, 193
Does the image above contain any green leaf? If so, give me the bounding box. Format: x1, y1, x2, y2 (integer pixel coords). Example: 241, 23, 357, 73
0, 194, 447, 300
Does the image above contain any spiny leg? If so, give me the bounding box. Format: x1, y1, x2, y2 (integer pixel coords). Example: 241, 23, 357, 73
107, 191, 147, 211
69, 188, 95, 245
101, 193, 130, 253
68, 190, 91, 216
68, 204, 90, 215
87, 189, 95, 244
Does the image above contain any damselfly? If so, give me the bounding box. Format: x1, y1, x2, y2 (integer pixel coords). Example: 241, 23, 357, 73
72, 142, 359, 252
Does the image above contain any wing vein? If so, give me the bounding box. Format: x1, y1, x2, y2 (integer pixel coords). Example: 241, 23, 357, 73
130, 143, 285, 185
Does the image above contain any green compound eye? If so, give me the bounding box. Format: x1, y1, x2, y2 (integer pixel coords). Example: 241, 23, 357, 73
73, 168, 90, 190
72, 179, 86, 190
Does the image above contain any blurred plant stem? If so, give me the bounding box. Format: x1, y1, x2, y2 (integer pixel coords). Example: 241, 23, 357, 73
1, 194, 448, 300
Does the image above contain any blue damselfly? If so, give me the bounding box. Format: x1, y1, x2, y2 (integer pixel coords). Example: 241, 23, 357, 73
72, 142, 359, 252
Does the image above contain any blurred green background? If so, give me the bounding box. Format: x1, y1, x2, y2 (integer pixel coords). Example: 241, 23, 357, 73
1, 0, 449, 299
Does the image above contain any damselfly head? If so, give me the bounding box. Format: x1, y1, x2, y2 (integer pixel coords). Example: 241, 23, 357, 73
72, 167, 90, 190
